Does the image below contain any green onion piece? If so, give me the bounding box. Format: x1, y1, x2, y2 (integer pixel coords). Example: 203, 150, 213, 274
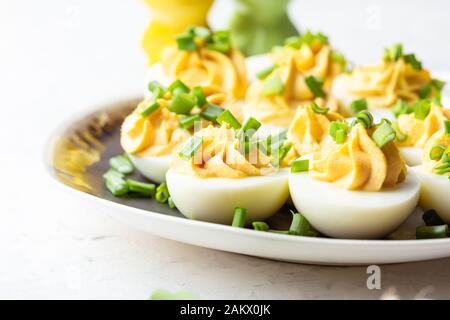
188, 26, 211, 41
372, 121, 396, 148
435, 162, 450, 175
241, 116, 261, 134
178, 135, 203, 160
140, 101, 160, 117
432, 79, 446, 91
291, 159, 309, 173
103, 169, 129, 196
416, 225, 449, 239
176, 33, 197, 51
252, 221, 270, 231
271, 141, 292, 167
168, 79, 190, 95
263, 76, 285, 96
384, 43, 403, 62
169, 92, 196, 115
310, 102, 329, 115
403, 53, 422, 70
200, 104, 224, 122
288, 213, 310, 236
392, 122, 408, 143
232, 207, 247, 228
179, 114, 201, 130
126, 179, 155, 196
414, 99, 431, 120
268, 129, 288, 154
190, 86, 207, 107
148, 81, 166, 99
284, 36, 301, 49
109, 154, 134, 174
331, 51, 347, 69
206, 30, 231, 53
216, 109, 241, 129
430, 145, 446, 160
423, 209, 446, 226
305, 76, 325, 98
419, 83, 432, 99
329, 121, 349, 144
393, 99, 412, 118
155, 182, 170, 203
168, 197, 176, 209
444, 120, 450, 135
335, 128, 347, 144
350, 98, 368, 114
256, 64, 278, 80
356, 110, 374, 129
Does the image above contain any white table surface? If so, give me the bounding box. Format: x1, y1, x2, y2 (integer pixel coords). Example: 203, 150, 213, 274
1, 0, 450, 300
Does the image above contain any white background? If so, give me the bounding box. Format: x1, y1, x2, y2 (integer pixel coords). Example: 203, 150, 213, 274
1, 0, 450, 299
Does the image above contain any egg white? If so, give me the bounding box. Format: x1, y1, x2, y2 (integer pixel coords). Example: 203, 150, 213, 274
400, 147, 422, 166
128, 154, 171, 184
410, 165, 450, 223
288, 171, 420, 239
166, 169, 290, 224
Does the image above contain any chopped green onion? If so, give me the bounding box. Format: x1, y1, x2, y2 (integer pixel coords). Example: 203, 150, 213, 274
176, 33, 197, 51
305, 76, 325, 98
148, 81, 166, 99
216, 109, 241, 129
168, 197, 176, 209
372, 121, 396, 148
310, 102, 329, 115
155, 182, 170, 203
392, 122, 408, 143
414, 99, 431, 120
331, 51, 347, 69
268, 129, 288, 154
288, 213, 310, 236
356, 110, 374, 129
252, 221, 270, 231
190, 86, 207, 107
109, 154, 134, 174
444, 120, 450, 135
103, 169, 129, 196
179, 114, 201, 130
423, 209, 446, 226
206, 30, 231, 53
200, 104, 224, 122
393, 99, 412, 118
256, 64, 278, 80
271, 141, 292, 167
178, 136, 203, 160
435, 162, 450, 175
384, 43, 403, 62
168, 79, 190, 95
232, 207, 247, 228
350, 98, 368, 114
240, 117, 261, 135
126, 179, 155, 196
188, 26, 211, 41
169, 92, 196, 115
263, 76, 284, 96
284, 36, 301, 49
430, 145, 446, 161
140, 101, 160, 117
329, 121, 349, 144
416, 225, 449, 239
432, 79, 446, 91
403, 53, 422, 70
291, 159, 309, 173
419, 83, 432, 99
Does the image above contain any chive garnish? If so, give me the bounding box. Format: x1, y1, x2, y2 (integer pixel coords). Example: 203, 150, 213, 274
310, 102, 329, 115
331, 51, 347, 69
356, 110, 374, 129
403, 53, 422, 70
384, 43, 403, 62
216, 109, 241, 129
291, 159, 309, 173
168, 79, 190, 95
288, 213, 310, 236
206, 30, 231, 53
241, 117, 261, 135
178, 136, 203, 160
430, 145, 446, 161
392, 99, 413, 118
168, 197, 176, 209
103, 169, 129, 196
109, 154, 134, 174
372, 121, 396, 148
200, 104, 224, 122
155, 182, 170, 204
252, 221, 270, 231
179, 114, 201, 130
305, 76, 325, 98
271, 141, 292, 167
392, 122, 408, 143
350, 98, 368, 114
423, 209, 446, 226
188, 26, 212, 41
256, 64, 278, 80
414, 99, 431, 120
432, 79, 446, 91
444, 120, 450, 135
263, 76, 285, 96
419, 83, 432, 99
232, 207, 247, 228
126, 179, 156, 196
416, 225, 449, 239
148, 81, 166, 99
329, 121, 349, 144
176, 33, 197, 51
140, 101, 160, 117
169, 92, 196, 115
190, 86, 207, 107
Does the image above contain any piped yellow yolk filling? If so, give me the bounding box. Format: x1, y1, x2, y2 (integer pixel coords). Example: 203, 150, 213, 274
311, 124, 406, 191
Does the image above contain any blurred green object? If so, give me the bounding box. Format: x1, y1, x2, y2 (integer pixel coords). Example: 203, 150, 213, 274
150, 289, 199, 300
230, 0, 298, 56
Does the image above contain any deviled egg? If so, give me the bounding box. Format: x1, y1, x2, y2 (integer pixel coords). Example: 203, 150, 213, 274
121, 80, 243, 183
245, 31, 346, 128
166, 123, 292, 224
289, 115, 420, 239
145, 26, 248, 100
410, 127, 450, 223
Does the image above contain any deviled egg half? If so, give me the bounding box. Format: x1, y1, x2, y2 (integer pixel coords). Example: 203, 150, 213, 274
288, 112, 420, 239
393, 101, 450, 166
245, 31, 346, 129
145, 26, 248, 100
332, 43, 443, 120
121, 80, 243, 183
166, 119, 294, 224
410, 126, 450, 223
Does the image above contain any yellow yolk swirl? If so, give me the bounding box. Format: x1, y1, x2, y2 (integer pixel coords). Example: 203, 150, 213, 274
422, 130, 450, 176
311, 124, 407, 191
245, 44, 343, 128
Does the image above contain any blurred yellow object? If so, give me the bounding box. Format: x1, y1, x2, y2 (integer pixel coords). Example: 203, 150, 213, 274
142, 0, 214, 63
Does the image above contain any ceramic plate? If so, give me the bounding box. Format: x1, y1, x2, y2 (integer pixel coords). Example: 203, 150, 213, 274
45, 93, 450, 266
